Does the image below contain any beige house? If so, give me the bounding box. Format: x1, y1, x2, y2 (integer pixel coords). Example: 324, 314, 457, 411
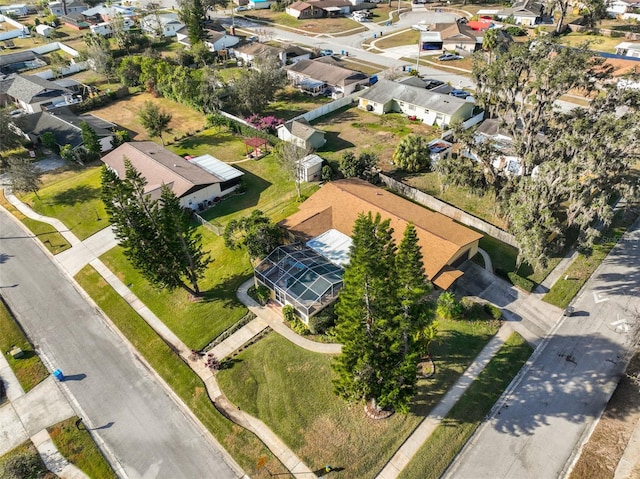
101, 142, 243, 211
281, 178, 483, 289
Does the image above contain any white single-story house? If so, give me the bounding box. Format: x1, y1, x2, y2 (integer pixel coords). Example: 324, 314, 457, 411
495, 0, 544, 25
615, 42, 640, 58
277, 118, 326, 150
102, 142, 243, 210
286, 58, 369, 98
358, 79, 475, 128
176, 26, 239, 51
140, 13, 184, 37
233, 42, 286, 65
0, 74, 79, 113
15, 106, 116, 152
297, 154, 324, 182
607, 0, 640, 15
421, 23, 484, 52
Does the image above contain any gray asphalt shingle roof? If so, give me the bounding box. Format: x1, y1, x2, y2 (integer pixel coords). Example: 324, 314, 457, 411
359, 79, 469, 116
4, 74, 70, 104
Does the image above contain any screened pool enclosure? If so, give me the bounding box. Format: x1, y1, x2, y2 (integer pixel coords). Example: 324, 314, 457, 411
254, 245, 344, 322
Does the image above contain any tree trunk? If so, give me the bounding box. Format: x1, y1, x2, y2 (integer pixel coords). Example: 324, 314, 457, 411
159, 134, 165, 147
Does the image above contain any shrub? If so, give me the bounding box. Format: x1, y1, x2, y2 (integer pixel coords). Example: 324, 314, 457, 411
308, 305, 336, 334
436, 291, 463, 320
505, 26, 527, 36
282, 305, 296, 324
282, 305, 308, 335
255, 285, 271, 305
460, 297, 485, 321
484, 303, 503, 320
321, 164, 333, 182
507, 272, 535, 292
1, 451, 47, 479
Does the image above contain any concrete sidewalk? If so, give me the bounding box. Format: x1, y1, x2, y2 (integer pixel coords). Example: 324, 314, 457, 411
0, 353, 88, 478
376, 325, 513, 479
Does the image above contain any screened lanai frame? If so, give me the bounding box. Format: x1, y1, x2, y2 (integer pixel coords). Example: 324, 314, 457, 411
254, 244, 344, 322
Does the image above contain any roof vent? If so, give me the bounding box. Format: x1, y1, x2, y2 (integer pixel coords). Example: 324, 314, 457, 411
173, 164, 177, 167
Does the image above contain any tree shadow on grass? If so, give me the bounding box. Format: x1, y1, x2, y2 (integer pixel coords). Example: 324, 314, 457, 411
201, 168, 272, 221
51, 185, 100, 206
199, 272, 253, 306
319, 131, 354, 155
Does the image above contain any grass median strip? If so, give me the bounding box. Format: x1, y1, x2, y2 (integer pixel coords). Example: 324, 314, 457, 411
48, 416, 117, 479
0, 190, 70, 255
544, 208, 639, 308
0, 298, 49, 393
75, 264, 281, 479
398, 332, 532, 479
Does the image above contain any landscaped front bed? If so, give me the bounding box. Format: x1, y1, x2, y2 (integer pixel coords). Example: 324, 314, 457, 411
216, 317, 500, 478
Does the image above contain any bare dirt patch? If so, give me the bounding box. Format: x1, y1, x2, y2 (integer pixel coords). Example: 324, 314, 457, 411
91, 92, 207, 141
570, 351, 640, 479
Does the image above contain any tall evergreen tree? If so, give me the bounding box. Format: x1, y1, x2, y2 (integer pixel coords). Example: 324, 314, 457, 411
80, 121, 101, 155
332, 213, 403, 412
101, 160, 211, 296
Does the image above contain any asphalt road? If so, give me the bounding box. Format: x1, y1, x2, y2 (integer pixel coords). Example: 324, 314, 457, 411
0, 211, 243, 479
444, 218, 640, 479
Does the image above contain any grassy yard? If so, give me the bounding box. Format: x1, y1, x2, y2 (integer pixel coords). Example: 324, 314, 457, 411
0, 190, 70, 255
0, 298, 50, 393
244, 10, 364, 34
374, 29, 420, 49
402, 172, 508, 229
312, 107, 440, 168
262, 87, 332, 121
74, 265, 281, 478
399, 332, 532, 479
19, 165, 108, 241
559, 32, 624, 53
0, 441, 53, 479
91, 92, 207, 141
543, 207, 639, 308
48, 417, 117, 479
217, 318, 500, 478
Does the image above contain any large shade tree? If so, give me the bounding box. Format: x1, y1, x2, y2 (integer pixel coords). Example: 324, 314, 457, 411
137, 101, 173, 146
101, 160, 211, 297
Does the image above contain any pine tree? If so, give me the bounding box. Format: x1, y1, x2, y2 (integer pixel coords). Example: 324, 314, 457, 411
80, 121, 101, 155
332, 213, 399, 410
101, 160, 211, 297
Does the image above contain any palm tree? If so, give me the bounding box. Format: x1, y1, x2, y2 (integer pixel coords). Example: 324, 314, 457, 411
482, 28, 500, 64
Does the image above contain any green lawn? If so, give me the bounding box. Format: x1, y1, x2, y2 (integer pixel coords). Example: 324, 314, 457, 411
0, 190, 70, 255
399, 332, 532, 479
20, 165, 108, 240
217, 318, 500, 478
0, 441, 50, 479
543, 208, 639, 308
0, 299, 49, 393
559, 32, 623, 53
74, 265, 281, 479
374, 30, 420, 49
98, 147, 316, 349
48, 417, 117, 479
262, 87, 332, 121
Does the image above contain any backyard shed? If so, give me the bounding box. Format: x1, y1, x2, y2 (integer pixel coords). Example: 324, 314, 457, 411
297, 154, 324, 182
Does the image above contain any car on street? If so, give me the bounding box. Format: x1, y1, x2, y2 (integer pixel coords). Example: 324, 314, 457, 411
438, 53, 463, 61
411, 21, 429, 31
449, 89, 471, 99
234, 5, 249, 11
422, 78, 444, 89
319, 49, 334, 56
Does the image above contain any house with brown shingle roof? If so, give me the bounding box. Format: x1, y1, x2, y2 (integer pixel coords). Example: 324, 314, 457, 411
281, 178, 483, 289
101, 142, 243, 211
286, 58, 369, 97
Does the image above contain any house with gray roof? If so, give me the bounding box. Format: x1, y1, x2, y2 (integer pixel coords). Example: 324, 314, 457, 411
496, 0, 544, 25
140, 13, 184, 37
102, 142, 243, 210
15, 106, 116, 152
0, 74, 77, 113
0, 50, 47, 75
358, 79, 475, 127
286, 58, 369, 98
176, 26, 239, 52
277, 118, 326, 150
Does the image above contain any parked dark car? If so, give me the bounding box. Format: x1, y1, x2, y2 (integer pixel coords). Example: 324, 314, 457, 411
422, 79, 444, 89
